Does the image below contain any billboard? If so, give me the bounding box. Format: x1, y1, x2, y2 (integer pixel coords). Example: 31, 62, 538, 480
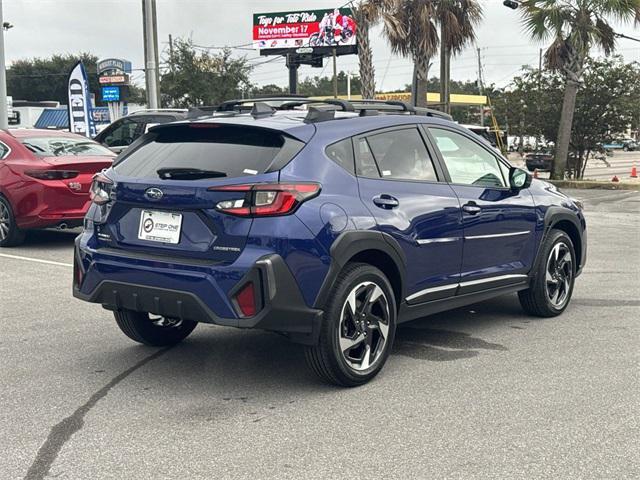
253, 7, 357, 55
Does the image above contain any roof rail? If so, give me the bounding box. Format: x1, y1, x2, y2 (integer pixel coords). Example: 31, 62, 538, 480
130, 108, 188, 115
217, 96, 313, 112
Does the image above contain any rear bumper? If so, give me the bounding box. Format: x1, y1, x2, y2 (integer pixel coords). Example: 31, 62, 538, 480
73, 237, 323, 344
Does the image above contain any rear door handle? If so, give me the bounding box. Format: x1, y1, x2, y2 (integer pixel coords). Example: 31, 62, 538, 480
373, 194, 399, 209
462, 201, 481, 215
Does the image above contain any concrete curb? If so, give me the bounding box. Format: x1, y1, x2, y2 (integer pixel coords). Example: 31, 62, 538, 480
548, 180, 640, 191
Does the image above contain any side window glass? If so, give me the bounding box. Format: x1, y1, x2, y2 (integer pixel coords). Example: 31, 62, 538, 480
104, 119, 143, 147
355, 138, 380, 178
365, 128, 437, 181
429, 128, 506, 187
325, 138, 355, 174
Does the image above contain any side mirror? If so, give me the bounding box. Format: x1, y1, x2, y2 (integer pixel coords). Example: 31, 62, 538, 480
509, 167, 531, 190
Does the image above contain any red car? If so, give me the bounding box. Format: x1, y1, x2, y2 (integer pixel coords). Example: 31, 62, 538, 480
0, 129, 115, 246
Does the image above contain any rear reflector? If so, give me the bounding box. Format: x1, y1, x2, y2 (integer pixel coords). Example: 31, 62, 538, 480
234, 282, 256, 317
210, 182, 321, 217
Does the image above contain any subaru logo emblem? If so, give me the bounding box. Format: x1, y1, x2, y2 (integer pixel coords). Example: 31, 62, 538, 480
145, 188, 164, 201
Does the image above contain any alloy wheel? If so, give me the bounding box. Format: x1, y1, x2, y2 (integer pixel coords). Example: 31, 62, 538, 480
149, 314, 184, 328
0, 201, 10, 241
338, 281, 390, 371
545, 241, 573, 309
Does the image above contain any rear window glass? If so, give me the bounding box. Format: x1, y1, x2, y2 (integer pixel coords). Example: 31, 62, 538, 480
114, 124, 300, 179
20, 137, 113, 157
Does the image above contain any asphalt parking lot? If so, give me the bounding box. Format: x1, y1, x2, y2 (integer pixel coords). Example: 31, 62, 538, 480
1, 188, 638, 480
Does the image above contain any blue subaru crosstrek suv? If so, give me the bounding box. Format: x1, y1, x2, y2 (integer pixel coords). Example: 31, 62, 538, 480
73, 99, 586, 386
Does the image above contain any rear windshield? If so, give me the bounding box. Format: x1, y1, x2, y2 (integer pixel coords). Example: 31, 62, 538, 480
114, 124, 302, 179
21, 137, 113, 157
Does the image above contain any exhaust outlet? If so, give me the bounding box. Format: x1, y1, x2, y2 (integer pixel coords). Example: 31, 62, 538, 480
58, 223, 68, 230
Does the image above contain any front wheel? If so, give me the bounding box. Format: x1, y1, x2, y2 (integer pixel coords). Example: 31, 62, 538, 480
114, 310, 197, 346
305, 263, 396, 387
519, 230, 576, 317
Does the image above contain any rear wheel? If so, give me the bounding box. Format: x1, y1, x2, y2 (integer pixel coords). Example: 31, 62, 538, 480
519, 230, 576, 317
0, 197, 26, 247
114, 310, 197, 346
305, 263, 396, 387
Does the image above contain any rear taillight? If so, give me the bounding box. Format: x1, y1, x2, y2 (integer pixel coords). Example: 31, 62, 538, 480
25, 170, 78, 180
90, 172, 113, 206
209, 182, 321, 217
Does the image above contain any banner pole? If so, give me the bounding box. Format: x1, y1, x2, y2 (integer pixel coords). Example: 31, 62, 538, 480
0, 0, 8, 130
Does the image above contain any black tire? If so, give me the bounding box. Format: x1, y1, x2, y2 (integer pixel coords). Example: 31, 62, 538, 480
305, 263, 397, 387
114, 310, 197, 346
0, 196, 26, 247
519, 229, 576, 317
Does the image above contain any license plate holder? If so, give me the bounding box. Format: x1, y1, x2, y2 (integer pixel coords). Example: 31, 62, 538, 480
138, 210, 182, 244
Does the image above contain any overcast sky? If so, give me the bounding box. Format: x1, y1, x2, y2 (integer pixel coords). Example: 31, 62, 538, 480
3, 0, 640, 92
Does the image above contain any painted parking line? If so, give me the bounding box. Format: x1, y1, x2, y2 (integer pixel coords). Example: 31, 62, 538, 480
0, 253, 73, 268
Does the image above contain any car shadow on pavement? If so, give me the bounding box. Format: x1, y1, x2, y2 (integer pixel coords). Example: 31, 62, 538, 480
392, 295, 524, 361
21, 229, 80, 248
98, 295, 525, 399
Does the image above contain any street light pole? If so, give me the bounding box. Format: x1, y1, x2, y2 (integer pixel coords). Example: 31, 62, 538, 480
0, 0, 9, 129
142, 0, 160, 109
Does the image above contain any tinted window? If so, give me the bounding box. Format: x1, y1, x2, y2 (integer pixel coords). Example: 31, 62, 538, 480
429, 128, 506, 187
325, 138, 354, 174
115, 124, 300, 179
20, 137, 113, 157
101, 118, 145, 147
361, 128, 437, 181
0, 142, 9, 159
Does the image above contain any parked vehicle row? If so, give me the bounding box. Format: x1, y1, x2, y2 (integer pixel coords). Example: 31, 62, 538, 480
0, 129, 115, 246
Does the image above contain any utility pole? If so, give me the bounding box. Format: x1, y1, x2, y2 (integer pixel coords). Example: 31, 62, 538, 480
347, 71, 351, 100
0, 0, 8, 130
286, 53, 298, 94
439, 23, 451, 115
142, 0, 160, 109
477, 47, 484, 126
168, 34, 173, 62
332, 48, 338, 98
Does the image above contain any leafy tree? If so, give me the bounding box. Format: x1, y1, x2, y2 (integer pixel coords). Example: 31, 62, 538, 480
251, 84, 288, 96
518, 0, 640, 179
298, 72, 362, 97
382, 0, 439, 107
7, 53, 101, 104
352, 1, 389, 98
160, 38, 252, 107
492, 57, 640, 178
570, 57, 640, 178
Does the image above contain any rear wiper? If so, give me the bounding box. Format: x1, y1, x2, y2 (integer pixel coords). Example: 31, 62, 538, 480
157, 167, 227, 180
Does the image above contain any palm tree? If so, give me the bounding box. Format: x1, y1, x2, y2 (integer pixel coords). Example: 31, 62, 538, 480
382, 0, 440, 107
352, 1, 390, 99
519, 0, 640, 180
436, 0, 483, 114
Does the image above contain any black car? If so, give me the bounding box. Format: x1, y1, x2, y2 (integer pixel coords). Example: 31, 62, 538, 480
525, 152, 553, 172
94, 109, 188, 153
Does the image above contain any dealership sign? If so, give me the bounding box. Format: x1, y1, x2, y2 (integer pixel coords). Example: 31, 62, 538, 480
99, 75, 128, 85
97, 58, 132, 75
253, 7, 357, 54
